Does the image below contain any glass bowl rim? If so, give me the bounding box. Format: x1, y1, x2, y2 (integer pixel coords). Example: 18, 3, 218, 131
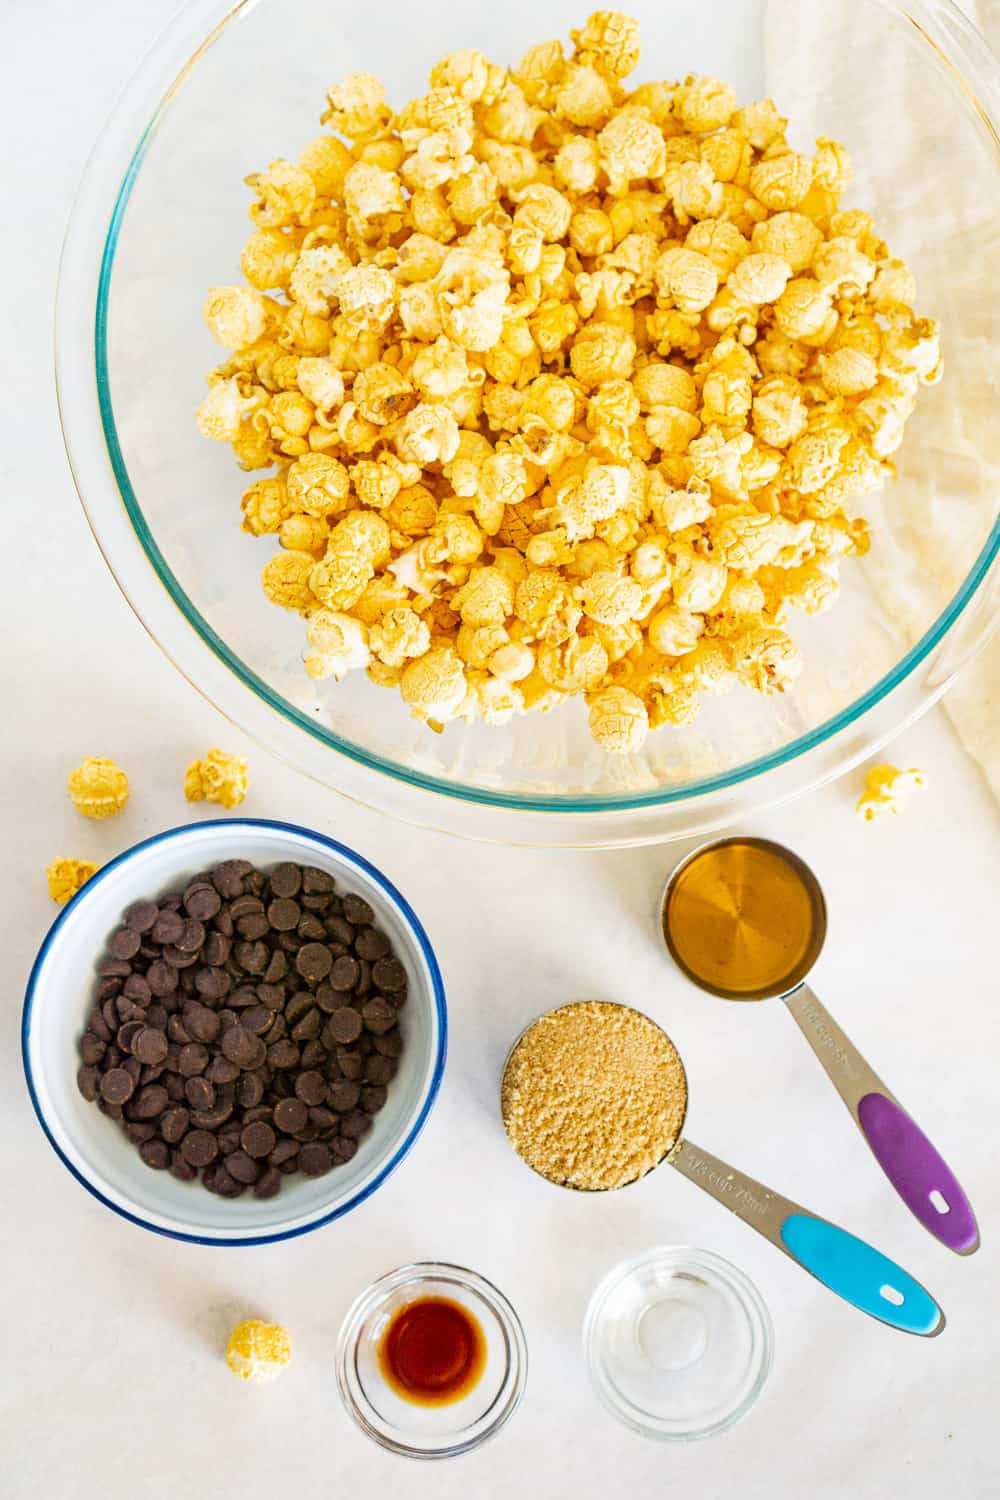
21, 817, 448, 1247
74, 0, 1000, 814
335, 1259, 529, 1458
582, 1243, 774, 1442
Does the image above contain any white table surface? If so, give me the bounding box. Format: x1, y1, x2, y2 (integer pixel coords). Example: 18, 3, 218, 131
3, 3, 998, 1495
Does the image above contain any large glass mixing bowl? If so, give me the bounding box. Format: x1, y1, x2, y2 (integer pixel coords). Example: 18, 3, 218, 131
56, 0, 1000, 846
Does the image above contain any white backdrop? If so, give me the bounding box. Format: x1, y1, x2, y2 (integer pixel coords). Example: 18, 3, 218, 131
1, 3, 997, 1496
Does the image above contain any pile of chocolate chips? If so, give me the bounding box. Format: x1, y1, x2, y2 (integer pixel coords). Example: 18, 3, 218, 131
76, 860, 407, 1198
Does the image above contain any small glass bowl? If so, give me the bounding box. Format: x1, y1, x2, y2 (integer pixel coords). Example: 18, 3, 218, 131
584, 1247, 773, 1443
336, 1262, 527, 1459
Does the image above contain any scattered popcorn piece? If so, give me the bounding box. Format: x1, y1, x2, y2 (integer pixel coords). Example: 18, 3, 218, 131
47, 858, 99, 905
225, 1320, 293, 1384
68, 759, 129, 820
196, 12, 940, 755
856, 764, 928, 823
184, 749, 250, 810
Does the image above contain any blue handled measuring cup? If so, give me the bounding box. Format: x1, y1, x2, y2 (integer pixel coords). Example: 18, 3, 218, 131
502, 1002, 944, 1337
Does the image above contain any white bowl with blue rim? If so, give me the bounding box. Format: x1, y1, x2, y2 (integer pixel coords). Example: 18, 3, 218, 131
22, 819, 446, 1245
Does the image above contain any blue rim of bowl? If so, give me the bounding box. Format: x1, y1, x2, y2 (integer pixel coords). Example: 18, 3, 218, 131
92, 0, 1000, 815
21, 817, 448, 1247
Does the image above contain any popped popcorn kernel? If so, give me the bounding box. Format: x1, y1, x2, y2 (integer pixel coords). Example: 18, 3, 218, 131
226, 1320, 292, 1384
262, 549, 317, 611
749, 149, 814, 212
370, 607, 432, 667
322, 72, 392, 142
196, 379, 258, 444
400, 645, 469, 722
247, 163, 315, 234
588, 684, 649, 752
68, 759, 129, 820
184, 749, 249, 810
47, 858, 99, 905
572, 12, 641, 79
198, 15, 940, 754
676, 76, 738, 134
856, 764, 927, 822
598, 109, 667, 196
303, 610, 371, 681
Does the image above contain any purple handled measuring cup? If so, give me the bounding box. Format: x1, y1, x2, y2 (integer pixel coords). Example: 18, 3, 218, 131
660, 837, 979, 1256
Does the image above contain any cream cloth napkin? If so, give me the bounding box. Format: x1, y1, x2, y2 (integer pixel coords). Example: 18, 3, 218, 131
763, 0, 1000, 797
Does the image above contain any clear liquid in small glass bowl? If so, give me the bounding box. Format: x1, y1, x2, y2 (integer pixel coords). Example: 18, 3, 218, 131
584, 1246, 773, 1441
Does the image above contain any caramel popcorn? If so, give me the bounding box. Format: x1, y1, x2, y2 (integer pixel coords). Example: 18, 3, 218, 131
198, 13, 939, 755
47, 858, 99, 905
184, 749, 249, 809
856, 763, 927, 823
68, 758, 129, 820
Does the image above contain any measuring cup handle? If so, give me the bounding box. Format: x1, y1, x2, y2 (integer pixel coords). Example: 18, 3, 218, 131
779, 1214, 943, 1336
785, 985, 979, 1255
856, 1094, 979, 1254
670, 1139, 944, 1336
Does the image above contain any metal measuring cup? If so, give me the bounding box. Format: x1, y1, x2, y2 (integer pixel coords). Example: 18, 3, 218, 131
660, 837, 979, 1256
500, 1002, 944, 1336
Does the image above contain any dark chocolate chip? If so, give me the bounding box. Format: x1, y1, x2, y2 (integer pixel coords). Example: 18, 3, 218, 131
100, 1068, 135, 1105
125, 900, 159, 934
151, 910, 185, 945
340, 1109, 373, 1140
274, 1097, 309, 1134
294, 1070, 327, 1107
253, 1167, 282, 1198
123, 973, 152, 1005
371, 958, 407, 994
373, 1028, 403, 1057
181, 1130, 219, 1167
139, 1139, 170, 1170
354, 926, 390, 961
222, 1027, 267, 1070
329, 1080, 361, 1112
212, 861, 251, 899
267, 897, 301, 932
362, 998, 397, 1036
342, 894, 375, 925
184, 884, 222, 920
76, 1064, 100, 1101
109, 927, 141, 961
298, 1142, 333, 1176
79, 1032, 107, 1066
132, 1084, 169, 1119
270, 863, 303, 898
185, 1076, 215, 1112
160, 1107, 190, 1144
175, 917, 206, 954
147, 960, 179, 997
241, 1121, 276, 1159
364, 1053, 396, 1085
268, 1137, 300, 1167
225, 1151, 260, 1185
296, 942, 333, 984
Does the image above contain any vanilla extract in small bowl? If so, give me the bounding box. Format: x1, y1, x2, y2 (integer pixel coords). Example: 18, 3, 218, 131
379, 1295, 486, 1407
336, 1262, 527, 1458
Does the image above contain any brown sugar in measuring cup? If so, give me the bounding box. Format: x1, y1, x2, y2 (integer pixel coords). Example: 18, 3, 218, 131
499, 1001, 945, 1336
